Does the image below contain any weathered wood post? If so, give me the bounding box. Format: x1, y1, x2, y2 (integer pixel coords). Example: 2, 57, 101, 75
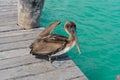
18, 0, 44, 30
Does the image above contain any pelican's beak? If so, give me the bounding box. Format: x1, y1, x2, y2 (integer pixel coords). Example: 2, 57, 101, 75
74, 31, 81, 54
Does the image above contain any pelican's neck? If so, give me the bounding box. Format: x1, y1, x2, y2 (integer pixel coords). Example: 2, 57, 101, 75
68, 33, 75, 41
66, 32, 75, 49
65, 28, 75, 41
64, 22, 77, 47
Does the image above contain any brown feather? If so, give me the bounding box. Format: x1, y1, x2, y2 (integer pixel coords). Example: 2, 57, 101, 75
30, 35, 68, 55
38, 21, 60, 38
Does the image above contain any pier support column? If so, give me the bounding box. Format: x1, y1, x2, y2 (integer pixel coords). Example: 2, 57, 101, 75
18, 0, 44, 30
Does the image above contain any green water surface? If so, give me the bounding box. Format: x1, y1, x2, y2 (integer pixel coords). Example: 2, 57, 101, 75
40, 0, 120, 80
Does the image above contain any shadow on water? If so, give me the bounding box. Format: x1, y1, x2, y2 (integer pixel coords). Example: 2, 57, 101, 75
34, 54, 70, 62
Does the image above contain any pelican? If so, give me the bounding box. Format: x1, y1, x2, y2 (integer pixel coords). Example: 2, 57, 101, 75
30, 21, 81, 62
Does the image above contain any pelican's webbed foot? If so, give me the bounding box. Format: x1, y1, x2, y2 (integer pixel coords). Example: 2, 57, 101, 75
48, 55, 52, 63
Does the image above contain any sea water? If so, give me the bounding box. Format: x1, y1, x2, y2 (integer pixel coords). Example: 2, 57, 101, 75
40, 0, 120, 80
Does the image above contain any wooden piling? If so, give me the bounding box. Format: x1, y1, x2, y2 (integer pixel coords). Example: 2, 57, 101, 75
18, 0, 44, 30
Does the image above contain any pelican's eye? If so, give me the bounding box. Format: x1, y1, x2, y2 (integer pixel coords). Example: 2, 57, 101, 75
70, 26, 76, 33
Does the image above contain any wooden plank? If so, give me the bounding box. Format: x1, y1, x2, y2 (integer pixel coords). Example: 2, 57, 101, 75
0, 55, 43, 70
0, 5, 17, 10
0, 10, 17, 16
0, 24, 18, 32
0, 5, 17, 9
0, 11, 17, 16
14, 66, 86, 80
0, 48, 29, 60
67, 76, 87, 80
0, 0, 17, 5
0, 15, 17, 25
0, 28, 42, 44
0, 13, 17, 21
0, 39, 33, 52
0, 60, 51, 80
0, 8, 17, 13
0, 20, 17, 26
0, 4, 17, 14
0, 59, 75, 80
0, 28, 44, 38
0, 5, 17, 11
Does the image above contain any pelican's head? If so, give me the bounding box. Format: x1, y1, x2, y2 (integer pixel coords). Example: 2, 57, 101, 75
65, 21, 81, 54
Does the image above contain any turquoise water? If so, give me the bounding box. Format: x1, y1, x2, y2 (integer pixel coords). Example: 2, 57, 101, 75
40, 0, 120, 80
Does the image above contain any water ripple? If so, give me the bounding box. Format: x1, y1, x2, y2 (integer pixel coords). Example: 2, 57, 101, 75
40, 0, 120, 80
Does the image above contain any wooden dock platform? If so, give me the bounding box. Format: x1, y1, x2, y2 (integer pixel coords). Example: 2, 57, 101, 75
0, 0, 88, 80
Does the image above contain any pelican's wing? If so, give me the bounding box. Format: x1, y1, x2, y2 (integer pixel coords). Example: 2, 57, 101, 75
40, 21, 61, 37
30, 34, 67, 50
30, 39, 67, 55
